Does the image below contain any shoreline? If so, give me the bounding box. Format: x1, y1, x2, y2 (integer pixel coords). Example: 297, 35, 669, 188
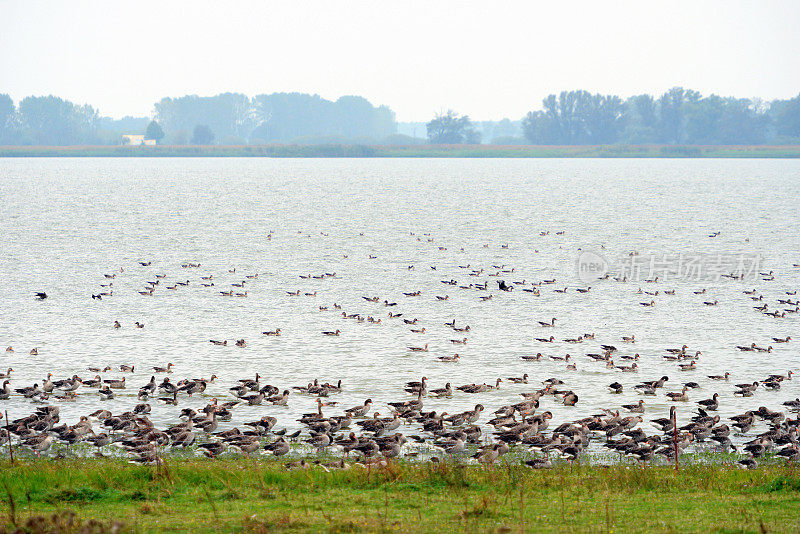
1, 144, 800, 158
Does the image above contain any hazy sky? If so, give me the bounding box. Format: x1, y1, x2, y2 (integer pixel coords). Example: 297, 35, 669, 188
2, 1, 799, 121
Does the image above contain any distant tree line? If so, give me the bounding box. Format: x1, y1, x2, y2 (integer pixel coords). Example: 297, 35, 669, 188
0, 92, 397, 146
1, 88, 798, 146
520, 88, 800, 145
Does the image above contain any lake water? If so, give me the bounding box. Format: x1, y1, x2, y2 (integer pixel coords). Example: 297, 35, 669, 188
1, 157, 798, 454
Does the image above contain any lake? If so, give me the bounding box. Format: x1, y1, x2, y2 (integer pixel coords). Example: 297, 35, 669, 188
1, 157, 798, 454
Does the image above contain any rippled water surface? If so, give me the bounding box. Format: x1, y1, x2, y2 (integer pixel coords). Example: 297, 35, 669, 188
1, 157, 799, 451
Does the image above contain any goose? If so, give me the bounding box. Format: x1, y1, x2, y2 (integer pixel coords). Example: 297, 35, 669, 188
772, 336, 791, 343
159, 377, 177, 394
113, 321, 122, 329
521, 353, 543, 361
153, 363, 174, 373
698, 393, 720, 410
404, 376, 427, 392
15, 383, 40, 398
523, 458, 552, 469
453, 325, 470, 332
562, 391, 579, 406
708, 372, 730, 381
23, 434, 53, 456
704, 300, 718, 306
678, 361, 697, 371
30, 348, 38, 355
666, 386, 690, 402
617, 362, 638, 372
436, 432, 466, 455
640, 300, 655, 307
244, 415, 277, 434
622, 335, 635, 343
429, 383, 452, 397
487, 378, 503, 390
734, 382, 759, 395
651, 407, 678, 432
437, 354, 460, 362
98, 386, 115, 401
534, 336, 555, 343
87, 365, 111, 373
507, 374, 529, 384
408, 344, 428, 352
267, 389, 291, 405
235, 339, 246, 347
736, 343, 756, 351
622, 400, 645, 413
262, 328, 282, 336
0, 380, 10, 400
86, 433, 111, 449
243, 392, 264, 405
451, 338, 467, 345
0, 368, 12, 379
766, 371, 793, 382
738, 456, 758, 470
120, 364, 134, 372
666, 345, 689, 354
322, 329, 341, 336
608, 382, 623, 394
410, 327, 426, 334
209, 339, 227, 346
264, 437, 290, 457
134, 322, 144, 328
539, 318, 557, 327
104, 377, 126, 389
345, 399, 373, 417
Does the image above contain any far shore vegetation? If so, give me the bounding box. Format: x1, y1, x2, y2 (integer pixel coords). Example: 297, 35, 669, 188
1, 143, 799, 158
1, 457, 799, 533
1, 88, 799, 150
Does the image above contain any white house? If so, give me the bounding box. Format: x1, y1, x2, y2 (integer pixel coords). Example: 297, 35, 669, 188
122, 134, 156, 146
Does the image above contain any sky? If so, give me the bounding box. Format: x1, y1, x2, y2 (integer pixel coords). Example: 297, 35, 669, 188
2, 1, 799, 122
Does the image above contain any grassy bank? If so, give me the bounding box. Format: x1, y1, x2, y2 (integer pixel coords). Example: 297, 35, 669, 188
1, 459, 798, 533
1, 144, 800, 158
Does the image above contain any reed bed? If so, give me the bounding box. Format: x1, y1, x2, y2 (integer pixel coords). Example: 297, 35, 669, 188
1, 144, 799, 158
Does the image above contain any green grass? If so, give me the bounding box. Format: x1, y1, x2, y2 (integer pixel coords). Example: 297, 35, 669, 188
1, 458, 798, 533
1, 144, 800, 158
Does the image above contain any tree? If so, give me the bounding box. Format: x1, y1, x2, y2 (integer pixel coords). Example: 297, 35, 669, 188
155, 93, 253, 142
17, 95, 99, 145
250, 92, 396, 143
657, 87, 693, 144
144, 120, 165, 142
426, 110, 477, 144
774, 93, 800, 139
0, 94, 13, 129
191, 124, 214, 144
0, 94, 15, 143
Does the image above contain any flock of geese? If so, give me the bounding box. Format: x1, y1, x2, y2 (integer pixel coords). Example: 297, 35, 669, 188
2, 230, 799, 471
